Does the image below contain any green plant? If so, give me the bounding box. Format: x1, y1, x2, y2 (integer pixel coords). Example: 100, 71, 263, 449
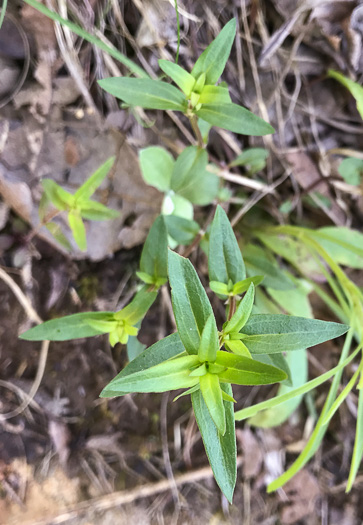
40, 157, 119, 251
17, 14, 359, 503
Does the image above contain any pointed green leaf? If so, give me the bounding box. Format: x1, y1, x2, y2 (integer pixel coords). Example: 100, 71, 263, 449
224, 339, 251, 358
139, 146, 174, 192
241, 314, 349, 354
224, 283, 254, 334
20, 311, 115, 341
232, 275, 264, 295
79, 200, 119, 221
309, 227, 363, 269
164, 215, 200, 245
115, 286, 157, 325
328, 69, 363, 119
42, 179, 74, 210
199, 85, 231, 104
200, 373, 226, 434
158, 59, 195, 96
197, 118, 212, 144
98, 77, 187, 111
168, 250, 213, 354
139, 216, 168, 283
100, 354, 199, 396
198, 314, 219, 363
191, 19, 236, 85
209, 281, 230, 296
229, 147, 269, 168
75, 157, 115, 201
192, 383, 236, 503
68, 209, 87, 251
347, 388, 363, 490
244, 244, 296, 290
45, 222, 72, 251
208, 205, 245, 287
105, 331, 185, 391
190, 363, 208, 377
216, 351, 287, 385
235, 343, 361, 421
247, 349, 307, 427
127, 334, 147, 362
196, 103, 274, 136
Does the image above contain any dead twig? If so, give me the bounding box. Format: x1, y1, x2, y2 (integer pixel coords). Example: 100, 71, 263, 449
26, 457, 243, 525
0, 267, 49, 421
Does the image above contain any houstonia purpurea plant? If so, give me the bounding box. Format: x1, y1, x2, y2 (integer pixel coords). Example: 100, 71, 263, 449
21, 207, 349, 501
41, 157, 119, 251
18, 16, 355, 502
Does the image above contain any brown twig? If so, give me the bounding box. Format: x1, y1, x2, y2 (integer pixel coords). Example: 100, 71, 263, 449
26, 457, 243, 525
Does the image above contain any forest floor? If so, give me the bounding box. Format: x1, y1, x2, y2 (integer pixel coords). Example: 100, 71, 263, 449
1, 1, 363, 524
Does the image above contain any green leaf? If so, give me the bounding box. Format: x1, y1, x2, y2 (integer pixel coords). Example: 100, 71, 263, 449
127, 329, 147, 362
74, 157, 115, 201
139, 147, 174, 192
79, 200, 120, 221
209, 281, 230, 296
178, 170, 220, 206
244, 244, 295, 291
235, 342, 362, 421
255, 233, 325, 282
198, 314, 219, 363
115, 286, 157, 325
162, 194, 194, 223
196, 103, 274, 136
347, 387, 363, 490
170, 146, 207, 195
208, 205, 246, 288
224, 283, 255, 334
247, 349, 307, 427
224, 339, 251, 358
45, 222, 72, 251
232, 276, 264, 295
328, 70, 363, 119
20, 311, 115, 341
309, 227, 363, 269
191, 19, 236, 85
199, 374, 226, 434
216, 351, 287, 385
103, 332, 185, 394
240, 314, 349, 354
42, 179, 74, 210
158, 59, 195, 96
98, 77, 187, 111
229, 147, 269, 168
199, 85, 231, 105
68, 209, 87, 251
100, 354, 199, 396
139, 216, 168, 283
192, 383, 236, 503
338, 157, 363, 186
168, 250, 213, 354
197, 118, 212, 144
164, 215, 200, 245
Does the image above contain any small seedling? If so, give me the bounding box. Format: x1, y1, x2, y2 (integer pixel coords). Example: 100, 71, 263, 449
41, 157, 119, 251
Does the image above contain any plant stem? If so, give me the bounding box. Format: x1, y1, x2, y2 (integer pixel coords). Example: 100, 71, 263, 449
189, 115, 204, 148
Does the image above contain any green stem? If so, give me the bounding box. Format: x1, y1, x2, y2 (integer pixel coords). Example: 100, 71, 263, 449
189, 115, 204, 148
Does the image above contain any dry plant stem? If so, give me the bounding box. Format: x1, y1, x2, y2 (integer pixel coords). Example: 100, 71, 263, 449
189, 115, 204, 148
0, 267, 49, 421
26, 457, 243, 525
